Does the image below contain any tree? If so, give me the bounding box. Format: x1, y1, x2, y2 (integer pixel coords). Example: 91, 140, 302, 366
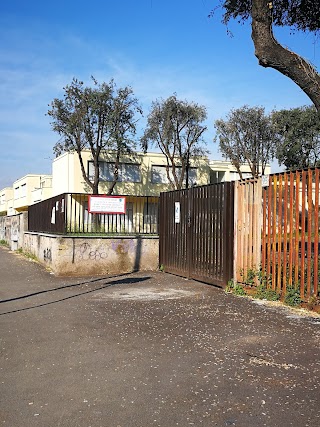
272, 105, 320, 170
211, 1, 320, 112
141, 95, 208, 190
48, 77, 142, 195
214, 105, 278, 178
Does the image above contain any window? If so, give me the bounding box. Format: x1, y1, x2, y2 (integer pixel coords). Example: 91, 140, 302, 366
14, 186, 20, 199
88, 162, 141, 183
20, 183, 27, 198
210, 171, 225, 184
151, 165, 197, 186
120, 163, 141, 183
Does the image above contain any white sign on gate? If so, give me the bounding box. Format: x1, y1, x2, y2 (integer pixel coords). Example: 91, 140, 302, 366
88, 196, 126, 214
175, 202, 181, 224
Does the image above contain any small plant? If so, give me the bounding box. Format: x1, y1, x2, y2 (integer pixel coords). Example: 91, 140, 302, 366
226, 279, 235, 293
0, 239, 8, 247
225, 279, 246, 296
233, 283, 247, 296
15, 248, 38, 262
284, 286, 302, 307
255, 284, 280, 301
159, 264, 164, 272
246, 267, 257, 286
306, 295, 319, 310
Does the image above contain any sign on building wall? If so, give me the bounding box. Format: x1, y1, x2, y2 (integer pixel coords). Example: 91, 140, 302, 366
88, 196, 126, 214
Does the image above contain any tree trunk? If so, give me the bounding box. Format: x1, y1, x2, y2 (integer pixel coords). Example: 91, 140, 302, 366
107, 152, 120, 195
251, 0, 320, 113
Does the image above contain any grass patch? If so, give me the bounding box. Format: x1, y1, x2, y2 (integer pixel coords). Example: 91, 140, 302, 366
15, 248, 38, 262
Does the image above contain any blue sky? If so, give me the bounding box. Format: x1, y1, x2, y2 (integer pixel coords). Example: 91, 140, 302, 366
0, 0, 318, 189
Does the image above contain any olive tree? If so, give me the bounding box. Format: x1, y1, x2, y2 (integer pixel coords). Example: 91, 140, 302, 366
210, 1, 320, 112
47, 77, 142, 194
214, 105, 278, 178
141, 94, 208, 190
272, 105, 320, 170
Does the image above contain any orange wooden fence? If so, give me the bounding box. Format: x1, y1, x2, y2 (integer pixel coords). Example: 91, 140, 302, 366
235, 168, 320, 300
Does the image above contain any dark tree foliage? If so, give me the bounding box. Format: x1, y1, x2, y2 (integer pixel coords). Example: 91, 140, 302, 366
211, 1, 320, 112
272, 105, 320, 170
217, 0, 320, 33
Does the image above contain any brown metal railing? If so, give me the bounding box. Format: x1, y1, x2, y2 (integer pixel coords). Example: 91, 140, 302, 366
28, 193, 159, 235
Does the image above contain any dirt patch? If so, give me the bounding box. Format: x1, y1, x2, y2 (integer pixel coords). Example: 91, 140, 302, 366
93, 286, 197, 301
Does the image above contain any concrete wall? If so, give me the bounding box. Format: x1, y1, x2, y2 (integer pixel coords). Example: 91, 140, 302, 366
23, 233, 159, 276
0, 212, 159, 276
0, 212, 28, 250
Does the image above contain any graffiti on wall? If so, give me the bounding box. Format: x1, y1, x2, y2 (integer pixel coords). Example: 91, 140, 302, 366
74, 240, 135, 262
0, 215, 22, 243
10, 217, 20, 242
76, 242, 107, 260
44, 248, 52, 262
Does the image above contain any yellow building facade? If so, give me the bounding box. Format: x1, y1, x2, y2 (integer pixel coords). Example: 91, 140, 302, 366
0, 175, 52, 216
0, 150, 271, 216
52, 150, 211, 197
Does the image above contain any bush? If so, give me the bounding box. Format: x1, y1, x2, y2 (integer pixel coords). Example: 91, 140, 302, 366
284, 286, 302, 307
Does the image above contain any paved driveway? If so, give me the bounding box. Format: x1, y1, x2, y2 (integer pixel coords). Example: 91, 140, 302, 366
0, 247, 320, 427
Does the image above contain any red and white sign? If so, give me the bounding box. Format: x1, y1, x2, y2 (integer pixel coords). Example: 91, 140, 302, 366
88, 196, 126, 214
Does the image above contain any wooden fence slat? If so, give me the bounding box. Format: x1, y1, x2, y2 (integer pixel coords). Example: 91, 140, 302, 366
314, 169, 319, 297
300, 171, 307, 299
307, 170, 313, 298
294, 171, 300, 287
283, 173, 288, 294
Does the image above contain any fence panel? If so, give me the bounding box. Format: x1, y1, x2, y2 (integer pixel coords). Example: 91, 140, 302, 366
159, 182, 234, 287
235, 178, 262, 284
236, 168, 320, 300
28, 193, 159, 235
262, 169, 320, 299
28, 194, 67, 234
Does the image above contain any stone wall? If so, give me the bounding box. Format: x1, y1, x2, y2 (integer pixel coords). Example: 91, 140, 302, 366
23, 233, 159, 276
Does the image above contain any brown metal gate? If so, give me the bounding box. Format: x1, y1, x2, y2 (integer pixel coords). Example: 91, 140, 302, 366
159, 182, 234, 287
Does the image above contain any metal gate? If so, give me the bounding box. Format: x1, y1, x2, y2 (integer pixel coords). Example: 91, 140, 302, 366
159, 182, 234, 287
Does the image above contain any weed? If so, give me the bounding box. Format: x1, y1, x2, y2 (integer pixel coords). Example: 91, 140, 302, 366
255, 284, 280, 301
15, 248, 38, 262
233, 284, 246, 296
284, 286, 302, 307
0, 240, 8, 247
226, 279, 246, 296
159, 264, 164, 272
226, 279, 235, 293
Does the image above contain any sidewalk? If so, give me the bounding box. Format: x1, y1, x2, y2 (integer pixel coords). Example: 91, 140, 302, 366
1, 246, 320, 427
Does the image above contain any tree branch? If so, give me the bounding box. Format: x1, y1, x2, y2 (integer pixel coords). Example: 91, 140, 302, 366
251, 0, 320, 112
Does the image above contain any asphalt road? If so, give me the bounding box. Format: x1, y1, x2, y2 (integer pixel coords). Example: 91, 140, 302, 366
1, 246, 320, 427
